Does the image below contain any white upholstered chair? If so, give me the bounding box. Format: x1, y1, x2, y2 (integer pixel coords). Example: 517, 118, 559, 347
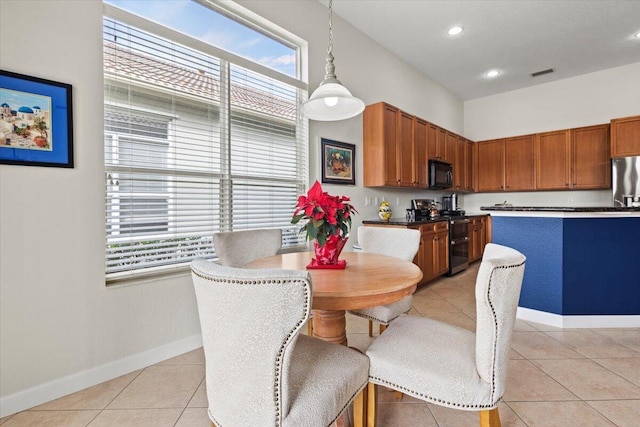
348, 227, 421, 336
365, 243, 526, 427
191, 259, 369, 427
213, 228, 282, 267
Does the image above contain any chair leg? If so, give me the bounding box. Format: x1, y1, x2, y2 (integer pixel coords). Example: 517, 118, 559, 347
379, 323, 387, 334
366, 382, 376, 427
353, 386, 366, 427
479, 408, 501, 427
368, 320, 373, 337
307, 319, 313, 335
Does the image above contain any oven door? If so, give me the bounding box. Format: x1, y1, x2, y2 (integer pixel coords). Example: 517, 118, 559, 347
447, 217, 470, 275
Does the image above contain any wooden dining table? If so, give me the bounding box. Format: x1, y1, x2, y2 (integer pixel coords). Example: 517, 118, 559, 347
245, 251, 423, 346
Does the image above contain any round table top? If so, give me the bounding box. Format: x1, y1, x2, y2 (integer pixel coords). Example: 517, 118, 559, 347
245, 251, 423, 311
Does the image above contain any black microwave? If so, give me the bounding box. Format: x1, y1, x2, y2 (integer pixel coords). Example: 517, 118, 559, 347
429, 159, 453, 189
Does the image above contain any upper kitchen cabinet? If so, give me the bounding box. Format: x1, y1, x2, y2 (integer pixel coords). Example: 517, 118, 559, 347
414, 118, 429, 188
453, 135, 473, 192
505, 134, 536, 191
535, 129, 572, 190
398, 110, 415, 187
475, 138, 505, 191
536, 125, 610, 190
363, 102, 401, 187
571, 124, 610, 189
476, 135, 535, 192
427, 124, 457, 164
610, 115, 640, 158
363, 102, 428, 188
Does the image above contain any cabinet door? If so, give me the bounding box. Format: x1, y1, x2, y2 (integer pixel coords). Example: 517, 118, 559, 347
536, 130, 571, 190
505, 134, 535, 191
611, 115, 640, 158
476, 139, 505, 191
398, 111, 415, 186
478, 217, 487, 258
382, 105, 400, 186
465, 139, 474, 191
434, 231, 449, 276
454, 136, 466, 191
444, 132, 457, 164
420, 232, 437, 282
468, 220, 479, 262
414, 119, 429, 188
572, 124, 610, 189
428, 124, 447, 160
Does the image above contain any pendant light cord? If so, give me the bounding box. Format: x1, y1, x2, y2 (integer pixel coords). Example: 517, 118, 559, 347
323, 0, 339, 84
328, 0, 333, 56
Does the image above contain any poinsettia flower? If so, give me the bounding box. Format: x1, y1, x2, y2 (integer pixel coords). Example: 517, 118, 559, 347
291, 180, 356, 244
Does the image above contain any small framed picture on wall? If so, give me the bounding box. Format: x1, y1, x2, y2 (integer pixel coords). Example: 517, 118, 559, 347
321, 138, 355, 185
0, 70, 74, 168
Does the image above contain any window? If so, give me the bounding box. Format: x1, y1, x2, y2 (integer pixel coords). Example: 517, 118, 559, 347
104, 1, 308, 282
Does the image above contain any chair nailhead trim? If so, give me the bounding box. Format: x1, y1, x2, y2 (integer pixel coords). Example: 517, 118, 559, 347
368, 376, 500, 409
368, 260, 524, 411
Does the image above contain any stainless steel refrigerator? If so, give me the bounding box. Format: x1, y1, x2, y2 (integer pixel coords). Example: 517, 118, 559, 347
612, 156, 640, 207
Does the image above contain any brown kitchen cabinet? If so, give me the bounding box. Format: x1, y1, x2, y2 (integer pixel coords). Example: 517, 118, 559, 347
415, 221, 449, 283
398, 110, 415, 187
453, 135, 474, 192
428, 123, 446, 161
364, 102, 428, 188
535, 129, 572, 190
571, 124, 610, 189
610, 115, 640, 157
536, 126, 610, 190
414, 118, 429, 188
364, 222, 449, 284
475, 138, 505, 191
468, 216, 488, 262
363, 103, 401, 186
476, 135, 535, 192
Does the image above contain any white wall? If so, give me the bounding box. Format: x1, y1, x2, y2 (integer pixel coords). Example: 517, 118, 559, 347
462, 62, 640, 213
0, 0, 463, 416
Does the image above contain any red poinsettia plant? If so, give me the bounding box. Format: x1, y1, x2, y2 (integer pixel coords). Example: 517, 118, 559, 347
291, 181, 357, 246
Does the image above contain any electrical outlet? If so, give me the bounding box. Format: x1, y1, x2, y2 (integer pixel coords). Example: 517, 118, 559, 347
396, 197, 400, 206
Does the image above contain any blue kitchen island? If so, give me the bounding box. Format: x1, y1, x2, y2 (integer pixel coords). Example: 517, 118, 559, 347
482, 207, 640, 328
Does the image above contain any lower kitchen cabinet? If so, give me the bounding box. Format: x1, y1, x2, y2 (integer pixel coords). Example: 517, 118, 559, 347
415, 222, 449, 283
468, 216, 488, 262
363, 222, 449, 284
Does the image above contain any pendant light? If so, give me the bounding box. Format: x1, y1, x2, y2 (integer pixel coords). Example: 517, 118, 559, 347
300, 0, 365, 121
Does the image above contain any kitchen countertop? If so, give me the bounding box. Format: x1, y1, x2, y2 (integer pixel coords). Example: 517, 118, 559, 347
363, 213, 489, 226
481, 206, 639, 212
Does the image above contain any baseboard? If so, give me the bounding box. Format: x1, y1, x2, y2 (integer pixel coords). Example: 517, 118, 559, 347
517, 306, 640, 328
0, 333, 203, 418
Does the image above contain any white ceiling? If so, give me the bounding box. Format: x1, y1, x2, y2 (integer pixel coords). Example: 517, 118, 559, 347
326, 0, 640, 100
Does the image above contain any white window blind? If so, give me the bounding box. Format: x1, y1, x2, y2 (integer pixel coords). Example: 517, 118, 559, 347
103, 5, 308, 282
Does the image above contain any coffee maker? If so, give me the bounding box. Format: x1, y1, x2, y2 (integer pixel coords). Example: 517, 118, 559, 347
441, 193, 464, 216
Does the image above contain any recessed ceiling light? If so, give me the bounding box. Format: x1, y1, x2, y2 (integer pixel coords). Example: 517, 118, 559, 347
634, 31, 640, 39
448, 26, 463, 36
485, 69, 501, 78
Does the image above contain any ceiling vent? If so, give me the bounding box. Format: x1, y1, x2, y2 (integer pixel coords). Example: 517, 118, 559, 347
531, 68, 554, 77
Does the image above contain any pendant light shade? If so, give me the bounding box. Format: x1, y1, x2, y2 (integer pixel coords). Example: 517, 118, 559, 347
302, 82, 365, 121
301, 0, 364, 121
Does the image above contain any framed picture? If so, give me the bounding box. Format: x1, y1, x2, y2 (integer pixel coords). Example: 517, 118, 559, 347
321, 138, 355, 185
0, 70, 73, 168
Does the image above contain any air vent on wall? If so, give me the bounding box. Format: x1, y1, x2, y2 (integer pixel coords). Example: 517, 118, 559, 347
531, 68, 554, 77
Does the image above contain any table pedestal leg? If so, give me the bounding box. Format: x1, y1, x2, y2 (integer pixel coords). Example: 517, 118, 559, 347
312, 309, 347, 346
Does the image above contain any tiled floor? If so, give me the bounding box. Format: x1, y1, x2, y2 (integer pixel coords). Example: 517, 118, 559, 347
2, 262, 639, 426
